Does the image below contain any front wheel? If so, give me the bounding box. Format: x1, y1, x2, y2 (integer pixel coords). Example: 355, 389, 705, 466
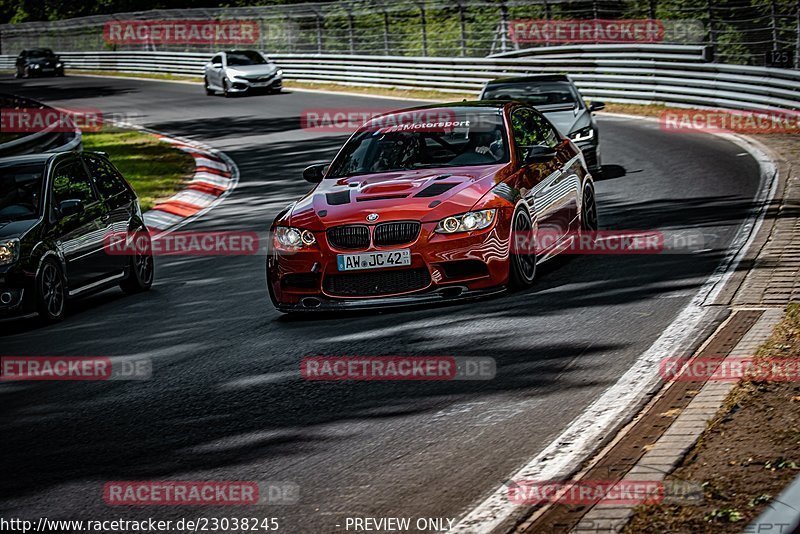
204, 77, 214, 95
120, 232, 154, 294
222, 79, 232, 98
509, 207, 537, 290
36, 258, 66, 323
581, 187, 598, 232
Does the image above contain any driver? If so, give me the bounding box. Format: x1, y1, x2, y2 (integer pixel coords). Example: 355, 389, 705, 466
473, 128, 504, 160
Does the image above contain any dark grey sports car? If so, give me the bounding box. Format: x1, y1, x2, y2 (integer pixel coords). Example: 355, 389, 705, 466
15, 48, 64, 78
480, 75, 604, 173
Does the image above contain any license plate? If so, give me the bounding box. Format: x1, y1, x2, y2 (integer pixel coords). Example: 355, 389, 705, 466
42, 68, 54, 72
251, 81, 271, 87
337, 249, 411, 271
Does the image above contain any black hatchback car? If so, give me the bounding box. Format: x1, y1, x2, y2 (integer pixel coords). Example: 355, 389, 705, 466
0, 152, 153, 322
15, 48, 64, 78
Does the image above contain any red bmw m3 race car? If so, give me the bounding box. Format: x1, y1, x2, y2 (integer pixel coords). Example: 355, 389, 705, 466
266, 101, 597, 312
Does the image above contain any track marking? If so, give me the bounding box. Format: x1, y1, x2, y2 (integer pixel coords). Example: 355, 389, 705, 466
451, 118, 779, 533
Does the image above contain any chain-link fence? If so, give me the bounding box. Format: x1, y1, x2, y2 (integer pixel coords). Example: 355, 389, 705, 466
0, 0, 798, 68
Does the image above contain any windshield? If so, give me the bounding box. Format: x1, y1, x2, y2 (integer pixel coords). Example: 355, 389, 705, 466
226, 51, 267, 66
27, 49, 54, 58
0, 163, 45, 222
327, 108, 508, 178
483, 81, 581, 108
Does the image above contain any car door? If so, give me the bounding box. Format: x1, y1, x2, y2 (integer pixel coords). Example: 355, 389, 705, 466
530, 112, 579, 233
48, 158, 110, 290
83, 154, 135, 274
510, 107, 570, 243
208, 54, 223, 87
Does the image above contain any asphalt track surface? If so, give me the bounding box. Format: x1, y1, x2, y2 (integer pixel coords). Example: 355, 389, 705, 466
0, 75, 762, 532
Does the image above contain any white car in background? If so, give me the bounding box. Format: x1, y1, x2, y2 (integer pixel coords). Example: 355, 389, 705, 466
203, 50, 283, 97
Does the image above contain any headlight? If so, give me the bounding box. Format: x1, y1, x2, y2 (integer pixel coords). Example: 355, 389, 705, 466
56, 62, 63, 68
31, 64, 40, 69
276, 69, 283, 77
569, 127, 594, 142
274, 227, 316, 250
0, 239, 20, 266
435, 210, 496, 234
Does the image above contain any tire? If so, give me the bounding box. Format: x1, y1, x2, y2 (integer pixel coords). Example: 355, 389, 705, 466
23, 67, 30, 79
120, 232, 154, 294
14, 68, 21, 79
223, 79, 231, 98
508, 206, 537, 290
36, 258, 66, 323
581, 186, 599, 233
204, 77, 214, 95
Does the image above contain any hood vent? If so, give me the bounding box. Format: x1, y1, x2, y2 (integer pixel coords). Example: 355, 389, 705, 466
414, 182, 458, 198
326, 191, 351, 205
357, 194, 407, 202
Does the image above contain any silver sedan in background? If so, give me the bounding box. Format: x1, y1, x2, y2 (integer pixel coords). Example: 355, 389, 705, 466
203, 50, 283, 97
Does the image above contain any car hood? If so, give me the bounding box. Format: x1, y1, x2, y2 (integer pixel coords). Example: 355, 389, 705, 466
226, 64, 278, 77
538, 106, 590, 136
285, 164, 509, 230
0, 218, 37, 240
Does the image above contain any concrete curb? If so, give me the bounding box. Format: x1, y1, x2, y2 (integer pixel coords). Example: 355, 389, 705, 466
571, 309, 784, 533
559, 130, 798, 533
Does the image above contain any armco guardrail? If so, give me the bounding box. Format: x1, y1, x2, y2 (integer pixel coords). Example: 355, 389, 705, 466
1, 45, 799, 111
0, 94, 82, 157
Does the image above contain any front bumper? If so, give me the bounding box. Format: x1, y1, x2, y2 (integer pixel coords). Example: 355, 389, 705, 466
267, 216, 513, 312
0, 267, 33, 318
273, 286, 506, 313
229, 75, 283, 93
27, 66, 63, 77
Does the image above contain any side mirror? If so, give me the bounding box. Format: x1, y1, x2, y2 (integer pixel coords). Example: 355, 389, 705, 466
523, 145, 557, 164
302, 163, 327, 184
589, 101, 605, 112
58, 199, 84, 218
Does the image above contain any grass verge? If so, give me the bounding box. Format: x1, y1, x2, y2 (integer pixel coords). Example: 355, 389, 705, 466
625, 303, 800, 533
82, 129, 195, 211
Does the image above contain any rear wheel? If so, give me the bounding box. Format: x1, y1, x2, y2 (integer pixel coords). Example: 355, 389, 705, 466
509, 206, 537, 289
120, 232, 154, 294
36, 258, 66, 323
